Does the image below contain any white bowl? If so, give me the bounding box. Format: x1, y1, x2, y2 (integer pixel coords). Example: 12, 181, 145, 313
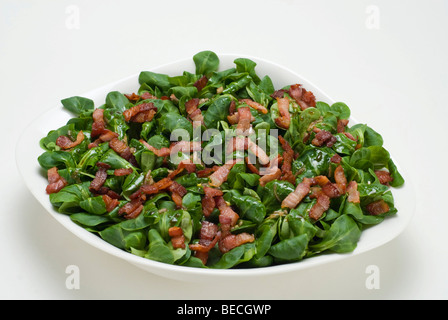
16, 54, 415, 282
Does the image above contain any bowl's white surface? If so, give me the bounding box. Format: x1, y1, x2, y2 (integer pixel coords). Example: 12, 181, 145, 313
16, 54, 415, 282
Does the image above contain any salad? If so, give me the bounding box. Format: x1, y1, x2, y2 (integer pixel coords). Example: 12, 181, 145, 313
38, 51, 404, 269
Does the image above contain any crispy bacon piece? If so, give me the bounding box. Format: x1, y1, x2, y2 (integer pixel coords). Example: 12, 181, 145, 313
281, 177, 314, 209
202, 186, 223, 217
334, 165, 347, 194
259, 155, 282, 187
168, 181, 187, 208
123, 102, 157, 123
193, 75, 208, 92
91, 108, 107, 139
139, 139, 171, 157
239, 98, 268, 114
102, 194, 120, 212
375, 170, 394, 186
197, 166, 219, 178
89, 163, 109, 192
113, 168, 134, 176
270, 89, 287, 99
45, 167, 68, 194
227, 101, 239, 124
288, 84, 303, 104
278, 135, 296, 184
288, 84, 316, 111
118, 198, 144, 219
346, 181, 360, 203
274, 97, 291, 129
130, 177, 174, 199
56, 131, 85, 150
167, 160, 197, 180
218, 233, 255, 253
124, 93, 141, 102
309, 193, 330, 220
247, 139, 270, 165
185, 98, 205, 126
168, 226, 186, 249
215, 196, 239, 237
311, 130, 337, 147
330, 154, 342, 164
236, 106, 253, 135
337, 119, 349, 133
209, 159, 240, 187
366, 199, 390, 216
88, 130, 119, 149
189, 221, 221, 265
140, 92, 158, 100
109, 138, 138, 166
245, 156, 259, 175
314, 175, 341, 198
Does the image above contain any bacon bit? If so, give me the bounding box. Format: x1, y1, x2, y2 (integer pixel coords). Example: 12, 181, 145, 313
109, 138, 138, 166
343, 132, 357, 141
236, 106, 253, 135
95, 186, 121, 199
202, 186, 223, 217
197, 166, 219, 178
88, 130, 119, 149
229, 100, 237, 115
102, 194, 120, 212
311, 130, 337, 147
124, 93, 141, 102
167, 160, 197, 180
281, 177, 314, 209
309, 193, 330, 220
140, 92, 158, 100
209, 159, 241, 187
215, 196, 239, 233
193, 75, 208, 92
45, 167, 68, 194
133, 177, 174, 199
375, 170, 394, 186
118, 198, 144, 219
113, 168, 134, 176
346, 181, 360, 203
168, 226, 186, 249
239, 98, 268, 114
366, 199, 390, 216
337, 119, 349, 133
91, 108, 107, 139
330, 154, 342, 164
168, 181, 187, 208
278, 136, 296, 184
247, 139, 270, 165
56, 131, 85, 150
123, 102, 157, 123
274, 97, 291, 129
185, 98, 205, 126
89, 163, 109, 192
189, 221, 221, 265
334, 165, 347, 194
259, 168, 282, 187
288, 84, 316, 110
218, 233, 255, 253
270, 89, 287, 99
139, 139, 171, 157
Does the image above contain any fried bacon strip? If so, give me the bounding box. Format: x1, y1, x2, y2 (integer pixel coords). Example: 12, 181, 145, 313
337, 119, 349, 133
113, 168, 134, 176
215, 196, 239, 237
168, 181, 187, 208
346, 180, 360, 203
89, 162, 110, 193
56, 131, 85, 150
109, 138, 138, 166
281, 177, 314, 209
218, 233, 255, 253
168, 226, 186, 249
193, 75, 208, 92
118, 198, 144, 219
309, 193, 331, 220
311, 130, 337, 147
131, 177, 174, 199
102, 194, 120, 212
259, 155, 282, 187
46, 167, 68, 194
209, 159, 241, 187
185, 98, 205, 126
202, 186, 223, 217
88, 130, 119, 149
289, 84, 316, 111
235, 106, 254, 135
189, 221, 221, 265
140, 92, 158, 100
123, 102, 157, 123
366, 199, 390, 216
274, 97, 291, 129
91, 108, 107, 139
139, 139, 171, 157
375, 170, 394, 186
239, 98, 268, 114
278, 135, 296, 184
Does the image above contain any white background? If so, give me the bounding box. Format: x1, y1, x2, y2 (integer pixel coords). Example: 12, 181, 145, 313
1, 0, 447, 299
